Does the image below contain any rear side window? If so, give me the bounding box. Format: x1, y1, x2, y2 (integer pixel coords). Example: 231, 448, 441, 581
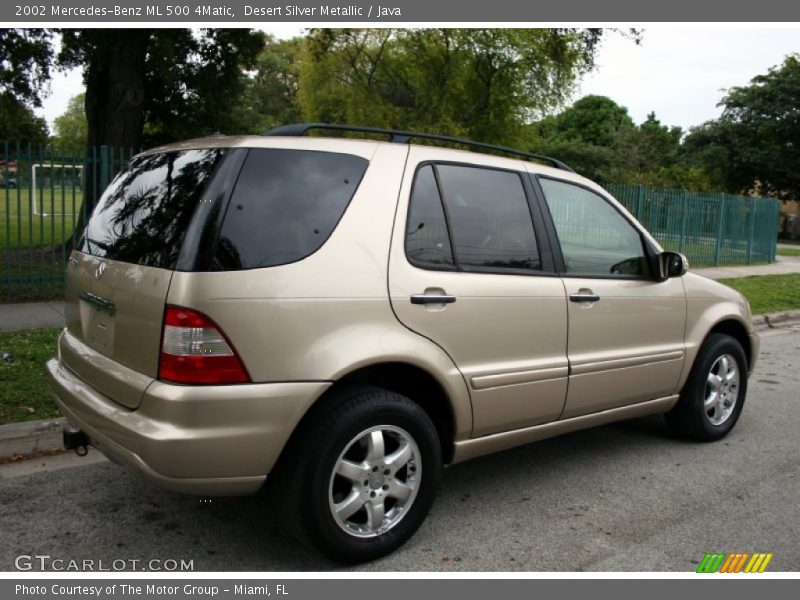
437, 165, 540, 270
80, 149, 225, 269
212, 149, 368, 270
405, 163, 541, 272
406, 166, 455, 268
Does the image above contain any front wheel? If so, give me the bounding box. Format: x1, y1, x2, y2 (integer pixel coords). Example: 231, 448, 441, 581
270, 387, 442, 563
665, 333, 748, 441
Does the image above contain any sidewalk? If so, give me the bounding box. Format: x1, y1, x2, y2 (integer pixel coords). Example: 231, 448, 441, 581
0, 301, 65, 333
1, 257, 800, 333
692, 254, 800, 280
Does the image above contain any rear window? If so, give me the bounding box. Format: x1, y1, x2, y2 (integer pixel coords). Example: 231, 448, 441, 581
79, 149, 225, 269
211, 149, 368, 270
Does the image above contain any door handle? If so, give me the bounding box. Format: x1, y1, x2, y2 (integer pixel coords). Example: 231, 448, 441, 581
410, 294, 457, 305
569, 291, 600, 303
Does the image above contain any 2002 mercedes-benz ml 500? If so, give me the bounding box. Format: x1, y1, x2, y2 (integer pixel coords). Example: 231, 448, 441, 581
48, 124, 759, 562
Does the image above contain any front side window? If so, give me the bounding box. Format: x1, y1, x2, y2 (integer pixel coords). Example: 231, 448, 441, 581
539, 178, 648, 277
405, 163, 540, 272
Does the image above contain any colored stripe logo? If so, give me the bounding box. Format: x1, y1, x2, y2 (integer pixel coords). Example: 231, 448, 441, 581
696, 552, 773, 573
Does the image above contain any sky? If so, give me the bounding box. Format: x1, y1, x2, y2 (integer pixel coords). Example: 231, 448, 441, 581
36, 26, 800, 134
578, 27, 800, 130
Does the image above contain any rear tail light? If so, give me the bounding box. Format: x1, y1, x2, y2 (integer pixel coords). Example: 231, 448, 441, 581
158, 305, 250, 385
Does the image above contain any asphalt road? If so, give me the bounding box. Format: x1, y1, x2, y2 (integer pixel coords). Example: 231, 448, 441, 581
2, 327, 799, 572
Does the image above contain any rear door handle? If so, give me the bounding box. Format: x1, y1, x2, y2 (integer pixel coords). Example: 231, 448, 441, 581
411, 294, 457, 305
569, 291, 600, 303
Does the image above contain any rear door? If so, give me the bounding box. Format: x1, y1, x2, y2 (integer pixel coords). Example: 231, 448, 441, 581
62, 148, 227, 408
389, 147, 569, 437
533, 175, 687, 418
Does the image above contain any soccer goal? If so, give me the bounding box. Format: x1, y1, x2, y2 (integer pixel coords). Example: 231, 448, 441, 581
31, 163, 85, 216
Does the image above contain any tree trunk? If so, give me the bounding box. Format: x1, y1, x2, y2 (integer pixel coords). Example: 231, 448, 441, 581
80, 30, 149, 226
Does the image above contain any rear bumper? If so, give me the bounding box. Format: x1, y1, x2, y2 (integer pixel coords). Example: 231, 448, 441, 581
46, 357, 329, 496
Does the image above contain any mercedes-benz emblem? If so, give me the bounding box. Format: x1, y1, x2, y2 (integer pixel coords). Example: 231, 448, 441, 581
94, 262, 107, 280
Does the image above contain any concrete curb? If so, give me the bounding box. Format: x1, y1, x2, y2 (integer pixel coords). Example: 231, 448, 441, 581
0, 417, 66, 459
1, 309, 799, 460
753, 310, 800, 331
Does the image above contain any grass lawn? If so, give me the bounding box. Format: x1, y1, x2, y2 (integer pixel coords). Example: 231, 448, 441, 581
718, 274, 800, 315
1, 189, 83, 302
777, 247, 800, 257
0, 188, 84, 249
0, 327, 61, 425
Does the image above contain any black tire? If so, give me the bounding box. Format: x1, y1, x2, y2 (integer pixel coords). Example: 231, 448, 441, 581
269, 386, 442, 563
665, 333, 748, 441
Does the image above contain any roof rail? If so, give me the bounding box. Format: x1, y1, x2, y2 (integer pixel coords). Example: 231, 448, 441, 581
263, 123, 575, 173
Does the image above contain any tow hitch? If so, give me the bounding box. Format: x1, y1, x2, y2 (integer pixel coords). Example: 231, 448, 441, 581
63, 428, 91, 456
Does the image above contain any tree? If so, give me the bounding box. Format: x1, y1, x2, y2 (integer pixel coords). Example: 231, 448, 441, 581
683, 54, 800, 197
533, 95, 636, 181
58, 29, 265, 151
298, 29, 616, 146
538, 94, 637, 147
51, 93, 88, 152
55, 28, 265, 210
0, 29, 53, 107
532, 96, 713, 188
0, 93, 49, 146
233, 35, 303, 134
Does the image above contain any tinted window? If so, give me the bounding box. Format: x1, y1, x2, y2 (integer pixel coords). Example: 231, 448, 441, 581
437, 165, 540, 270
539, 178, 648, 276
212, 149, 368, 270
406, 166, 454, 268
80, 149, 224, 268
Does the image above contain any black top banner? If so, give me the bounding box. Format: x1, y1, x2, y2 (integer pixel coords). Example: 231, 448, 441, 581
3, 0, 800, 22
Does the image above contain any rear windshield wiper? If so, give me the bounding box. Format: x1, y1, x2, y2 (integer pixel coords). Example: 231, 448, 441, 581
85, 237, 112, 253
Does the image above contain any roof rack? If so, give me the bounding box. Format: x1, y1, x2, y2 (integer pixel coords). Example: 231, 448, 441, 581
263, 123, 575, 173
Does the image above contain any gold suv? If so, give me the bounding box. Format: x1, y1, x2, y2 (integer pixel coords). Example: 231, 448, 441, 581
47, 124, 759, 562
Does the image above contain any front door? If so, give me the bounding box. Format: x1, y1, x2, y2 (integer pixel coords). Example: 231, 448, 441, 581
534, 175, 687, 419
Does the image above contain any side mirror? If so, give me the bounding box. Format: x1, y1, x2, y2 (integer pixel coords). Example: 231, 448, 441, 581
659, 251, 689, 280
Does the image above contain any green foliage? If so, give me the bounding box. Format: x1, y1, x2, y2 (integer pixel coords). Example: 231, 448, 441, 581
537, 95, 636, 147
298, 29, 607, 145
683, 54, 800, 197
139, 29, 266, 145
51, 93, 87, 152
0, 93, 49, 146
233, 35, 303, 134
0, 29, 53, 108
57, 29, 265, 148
531, 96, 713, 189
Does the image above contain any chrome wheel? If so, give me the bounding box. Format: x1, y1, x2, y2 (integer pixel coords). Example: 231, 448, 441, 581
328, 425, 421, 538
704, 354, 740, 426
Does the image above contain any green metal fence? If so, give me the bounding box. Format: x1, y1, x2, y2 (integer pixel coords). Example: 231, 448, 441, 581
0, 144, 783, 302
603, 183, 781, 267
1, 144, 136, 301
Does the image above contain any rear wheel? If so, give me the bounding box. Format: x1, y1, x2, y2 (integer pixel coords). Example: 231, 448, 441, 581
665, 333, 748, 441
270, 386, 441, 563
